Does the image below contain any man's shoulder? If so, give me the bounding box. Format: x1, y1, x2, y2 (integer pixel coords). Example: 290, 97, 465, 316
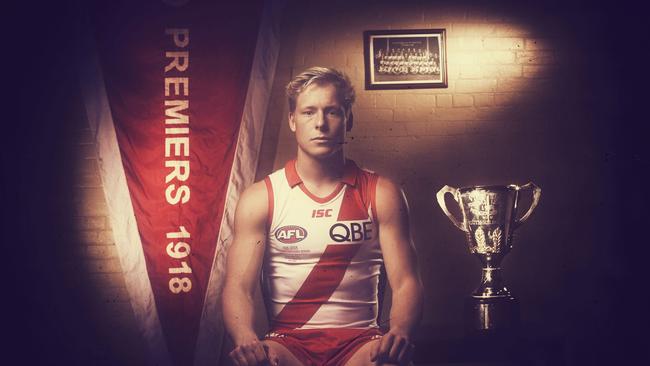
374, 175, 408, 222
347, 159, 381, 184
351, 160, 391, 186
239, 180, 269, 207
240, 162, 290, 206
375, 175, 401, 197
234, 180, 270, 229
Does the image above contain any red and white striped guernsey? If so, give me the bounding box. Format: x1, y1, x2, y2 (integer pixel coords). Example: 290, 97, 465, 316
262, 159, 383, 330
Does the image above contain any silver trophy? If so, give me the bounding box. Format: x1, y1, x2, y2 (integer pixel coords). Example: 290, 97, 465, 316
436, 183, 541, 332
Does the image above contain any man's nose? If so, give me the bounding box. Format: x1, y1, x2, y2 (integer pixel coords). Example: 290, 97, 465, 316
314, 110, 328, 130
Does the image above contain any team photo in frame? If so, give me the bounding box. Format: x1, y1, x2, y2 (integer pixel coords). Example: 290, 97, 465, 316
364, 29, 448, 89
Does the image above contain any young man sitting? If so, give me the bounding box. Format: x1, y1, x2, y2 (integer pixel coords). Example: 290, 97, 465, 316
223, 67, 423, 366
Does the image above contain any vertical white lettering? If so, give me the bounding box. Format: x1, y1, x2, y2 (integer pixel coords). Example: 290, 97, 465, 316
165, 127, 190, 134
165, 28, 189, 48
166, 226, 191, 239
165, 77, 189, 97
165, 51, 189, 72
165, 100, 189, 124
166, 184, 190, 204
164, 28, 193, 292
165, 137, 189, 157
165, 160, 190, 183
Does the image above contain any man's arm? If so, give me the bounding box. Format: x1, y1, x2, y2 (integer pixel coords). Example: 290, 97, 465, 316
371, 176, 424, 364
222, 181, 277, 366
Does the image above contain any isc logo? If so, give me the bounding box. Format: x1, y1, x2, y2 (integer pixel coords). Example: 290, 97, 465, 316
275, 225, 308, 244
312, 209, 333, 218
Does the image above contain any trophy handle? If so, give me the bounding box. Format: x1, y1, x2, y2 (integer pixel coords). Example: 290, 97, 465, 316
436, 185, 467, 232
515, 182, 541, 227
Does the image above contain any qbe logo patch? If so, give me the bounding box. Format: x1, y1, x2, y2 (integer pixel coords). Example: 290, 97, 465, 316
275, 225, 308, 244
329, 221, 373, 243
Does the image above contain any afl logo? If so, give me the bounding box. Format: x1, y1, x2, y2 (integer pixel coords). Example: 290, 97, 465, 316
275, 225, 308, 244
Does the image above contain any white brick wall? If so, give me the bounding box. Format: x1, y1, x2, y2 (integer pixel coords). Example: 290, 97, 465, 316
72, 125, 146, 364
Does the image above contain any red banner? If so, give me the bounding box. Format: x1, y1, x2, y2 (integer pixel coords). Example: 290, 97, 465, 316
91, 1, 263, 364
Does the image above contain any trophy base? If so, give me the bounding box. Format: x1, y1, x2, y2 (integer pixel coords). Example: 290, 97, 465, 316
464, 296, 519, 334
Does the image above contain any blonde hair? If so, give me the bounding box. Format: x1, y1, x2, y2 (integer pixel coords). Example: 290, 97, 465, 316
286, 66, 355, 113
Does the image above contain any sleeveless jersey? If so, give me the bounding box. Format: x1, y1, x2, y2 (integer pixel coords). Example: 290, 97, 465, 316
262, 159, 383, 330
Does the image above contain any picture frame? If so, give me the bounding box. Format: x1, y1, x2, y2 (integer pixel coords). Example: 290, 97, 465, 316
363, 29, 448, 90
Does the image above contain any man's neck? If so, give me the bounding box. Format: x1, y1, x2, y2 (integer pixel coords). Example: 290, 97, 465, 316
295, 150, 345, 191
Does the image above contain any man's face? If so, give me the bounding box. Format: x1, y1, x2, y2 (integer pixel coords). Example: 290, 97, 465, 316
289, 82, 347, 159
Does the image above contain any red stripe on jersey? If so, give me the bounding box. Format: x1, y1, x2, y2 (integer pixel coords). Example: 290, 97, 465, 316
284, 159, 302, 187
337, 186, 369, 221
272, 244, 362, 329
264, 177, 274, 231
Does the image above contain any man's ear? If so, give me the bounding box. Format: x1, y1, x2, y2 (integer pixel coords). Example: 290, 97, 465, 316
288, 112, 296, 132
346, 111, 354, 132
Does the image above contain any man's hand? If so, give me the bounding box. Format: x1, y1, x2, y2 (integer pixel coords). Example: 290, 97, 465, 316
369, 329, 415, 365
229, 338, 279, 366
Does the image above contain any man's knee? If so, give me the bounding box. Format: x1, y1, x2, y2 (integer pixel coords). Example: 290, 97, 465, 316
344, 339, 415, 366
343, 339, 378, 366
262, 340, 303, 366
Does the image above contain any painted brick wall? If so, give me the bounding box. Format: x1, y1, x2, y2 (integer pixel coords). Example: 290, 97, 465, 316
70, 119, 146, 365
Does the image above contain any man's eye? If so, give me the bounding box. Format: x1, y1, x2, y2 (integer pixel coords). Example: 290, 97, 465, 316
329, 110, 342, 117
303, 111, 314, 116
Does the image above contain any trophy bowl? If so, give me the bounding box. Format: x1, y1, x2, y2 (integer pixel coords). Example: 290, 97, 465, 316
436, 182, 541, 332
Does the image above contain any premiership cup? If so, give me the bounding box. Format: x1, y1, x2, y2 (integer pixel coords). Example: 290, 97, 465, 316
436, 183, 541, 332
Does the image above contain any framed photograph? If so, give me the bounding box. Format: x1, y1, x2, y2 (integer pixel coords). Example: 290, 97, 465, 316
363, 29, 447, 90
